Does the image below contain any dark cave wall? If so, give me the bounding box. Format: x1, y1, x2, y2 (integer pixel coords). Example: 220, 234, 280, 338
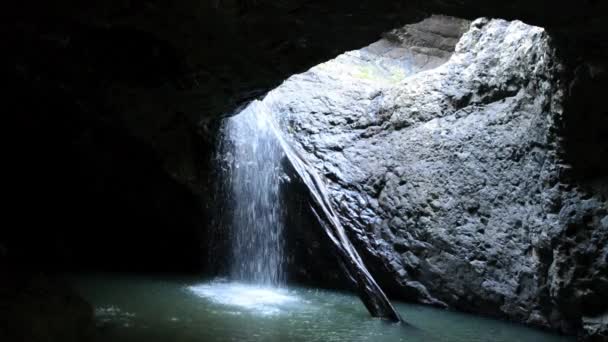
4, 0, 426, 273
5, 69, 209, 273
548, 51, 608, 341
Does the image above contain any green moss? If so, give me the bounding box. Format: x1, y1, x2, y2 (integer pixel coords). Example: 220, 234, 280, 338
353, 65, 407, 83
388, 69, 407, 83
353, 65, 377, 80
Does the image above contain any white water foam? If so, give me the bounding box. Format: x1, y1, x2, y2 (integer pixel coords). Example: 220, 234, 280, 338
188, 281, 300, 315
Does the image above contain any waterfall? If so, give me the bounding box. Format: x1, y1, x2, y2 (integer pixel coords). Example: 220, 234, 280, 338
218, 98, 402, 322
219, 101, 286, 286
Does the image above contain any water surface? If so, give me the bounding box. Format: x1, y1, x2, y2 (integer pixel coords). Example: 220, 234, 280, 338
71, 274, 573, 342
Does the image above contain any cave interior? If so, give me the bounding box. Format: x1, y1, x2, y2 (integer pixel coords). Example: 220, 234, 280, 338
2, 1, 607, 341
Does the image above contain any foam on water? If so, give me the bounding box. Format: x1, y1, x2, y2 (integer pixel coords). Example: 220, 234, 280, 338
188, 281, 300, 315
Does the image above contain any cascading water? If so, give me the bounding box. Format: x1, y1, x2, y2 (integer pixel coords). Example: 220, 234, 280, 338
218, 97, 402, 322
219, 101, 286, 286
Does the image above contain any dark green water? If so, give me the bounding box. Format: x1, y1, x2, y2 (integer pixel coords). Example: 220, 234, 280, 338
70, 274, 573, 342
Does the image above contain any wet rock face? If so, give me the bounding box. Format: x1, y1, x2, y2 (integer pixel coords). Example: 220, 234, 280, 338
262, 17, 607, 334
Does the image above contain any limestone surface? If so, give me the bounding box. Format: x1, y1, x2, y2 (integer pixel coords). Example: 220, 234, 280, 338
259, 17, 607, 335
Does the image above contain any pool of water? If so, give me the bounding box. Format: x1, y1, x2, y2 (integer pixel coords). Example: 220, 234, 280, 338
69, 274, 573, 342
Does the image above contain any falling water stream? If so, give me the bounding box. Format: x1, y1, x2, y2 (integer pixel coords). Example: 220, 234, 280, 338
220, 101, 286, 286
218, 98, 401, 321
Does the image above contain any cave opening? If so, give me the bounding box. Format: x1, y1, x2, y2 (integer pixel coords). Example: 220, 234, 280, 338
2, 1, 607, 341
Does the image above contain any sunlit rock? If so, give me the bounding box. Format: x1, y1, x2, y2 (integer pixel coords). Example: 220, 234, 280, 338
250, 16, 607, 334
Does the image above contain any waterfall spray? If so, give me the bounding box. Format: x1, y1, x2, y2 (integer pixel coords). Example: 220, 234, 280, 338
220, 102, 286, 286
218, 97, 402, 322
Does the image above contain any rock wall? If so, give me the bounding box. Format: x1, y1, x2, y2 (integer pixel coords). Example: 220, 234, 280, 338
258, 17, 607, 337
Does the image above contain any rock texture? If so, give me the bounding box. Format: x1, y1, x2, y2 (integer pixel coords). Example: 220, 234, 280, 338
257, 17, 607, 336
583, 313, 608, 342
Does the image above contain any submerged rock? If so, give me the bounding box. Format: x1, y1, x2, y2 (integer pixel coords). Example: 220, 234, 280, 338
257, 16, 607, 337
